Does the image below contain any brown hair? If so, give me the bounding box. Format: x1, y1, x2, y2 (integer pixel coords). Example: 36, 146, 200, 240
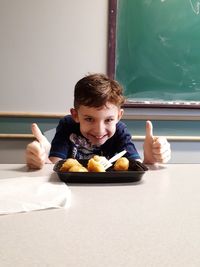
74, 73, 125, 109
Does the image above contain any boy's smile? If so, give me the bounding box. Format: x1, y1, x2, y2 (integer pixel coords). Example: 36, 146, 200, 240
71, 103, 123, 146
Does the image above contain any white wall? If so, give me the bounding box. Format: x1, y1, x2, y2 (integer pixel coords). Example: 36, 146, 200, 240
0, 139, 28, 164
1, 1, 198, 164
0, 0, 108, 113
0, 0, 108, 163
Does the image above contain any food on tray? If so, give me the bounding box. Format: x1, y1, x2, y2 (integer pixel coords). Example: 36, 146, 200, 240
60, 158, 81, 171
68, 165, 88, 172
59, 156, 130, 173
59, 156, 106, 173
87, 157, 105, 172
92, 155, 103, 162
113, 157, 129, 171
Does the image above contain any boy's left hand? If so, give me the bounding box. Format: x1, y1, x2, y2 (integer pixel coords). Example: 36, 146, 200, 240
143, 120, 171, 164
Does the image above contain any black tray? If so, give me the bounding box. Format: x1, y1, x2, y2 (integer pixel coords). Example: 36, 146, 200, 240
53, 159, 148, 183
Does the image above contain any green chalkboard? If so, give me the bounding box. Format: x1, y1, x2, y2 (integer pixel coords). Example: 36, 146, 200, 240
108, 0, 200, 107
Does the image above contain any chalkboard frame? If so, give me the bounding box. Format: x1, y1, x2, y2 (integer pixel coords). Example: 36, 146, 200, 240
107, 0, 200, 109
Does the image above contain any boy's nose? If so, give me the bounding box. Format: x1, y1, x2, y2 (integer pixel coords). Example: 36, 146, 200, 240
93, 122, 105, 135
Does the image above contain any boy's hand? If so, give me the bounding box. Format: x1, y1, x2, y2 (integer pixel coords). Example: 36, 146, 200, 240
26, 123, 51, 169
143, 120, 171, 164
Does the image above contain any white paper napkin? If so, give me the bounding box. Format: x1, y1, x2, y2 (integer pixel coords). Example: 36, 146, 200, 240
0, 176, 71, 215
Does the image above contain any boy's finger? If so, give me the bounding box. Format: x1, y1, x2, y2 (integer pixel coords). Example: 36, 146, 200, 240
153, 136, 167, 147
31, 123, 44, 143
145, 120, 153, 139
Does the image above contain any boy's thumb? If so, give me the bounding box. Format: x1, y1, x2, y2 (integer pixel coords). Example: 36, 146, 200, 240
31, 123, 44, 143
145, 120, 153, 139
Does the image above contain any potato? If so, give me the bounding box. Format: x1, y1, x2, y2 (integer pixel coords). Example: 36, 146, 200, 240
87, 158, 105, 172
68, 165, 88, 172
60, 158, 81, 171
114, 157, 129, 171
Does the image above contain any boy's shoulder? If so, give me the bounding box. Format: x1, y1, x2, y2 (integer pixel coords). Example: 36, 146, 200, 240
113, 121, 132, 139
59, 115, 80, 133
116, 120, 128, 132
62, 114, 74, 122
60, 115, 77, 126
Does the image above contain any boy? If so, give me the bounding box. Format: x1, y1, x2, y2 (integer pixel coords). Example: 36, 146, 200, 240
26, 73, 171, 169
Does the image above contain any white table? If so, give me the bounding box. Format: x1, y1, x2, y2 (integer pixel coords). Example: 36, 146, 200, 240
0, 164, 200, 267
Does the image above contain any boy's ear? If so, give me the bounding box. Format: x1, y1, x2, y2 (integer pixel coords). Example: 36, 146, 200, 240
70, 108, 79, 123
118, 108, 124, 121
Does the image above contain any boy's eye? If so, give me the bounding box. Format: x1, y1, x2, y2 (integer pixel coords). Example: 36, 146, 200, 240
85, 117, 93, 122
105, 118, 114, 123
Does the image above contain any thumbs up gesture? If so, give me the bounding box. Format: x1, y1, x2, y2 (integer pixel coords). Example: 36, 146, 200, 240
143, 121, 171, 164
26, 123, 51, 169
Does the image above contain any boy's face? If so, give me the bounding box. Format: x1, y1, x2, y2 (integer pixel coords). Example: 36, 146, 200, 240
70, 103, 123, 146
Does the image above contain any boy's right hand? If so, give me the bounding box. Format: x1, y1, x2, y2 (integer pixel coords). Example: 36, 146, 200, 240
26, 123, 51, 169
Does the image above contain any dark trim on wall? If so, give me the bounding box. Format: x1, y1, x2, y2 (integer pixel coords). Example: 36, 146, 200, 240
0, 112, 66, 118
107, 0, 117, 79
